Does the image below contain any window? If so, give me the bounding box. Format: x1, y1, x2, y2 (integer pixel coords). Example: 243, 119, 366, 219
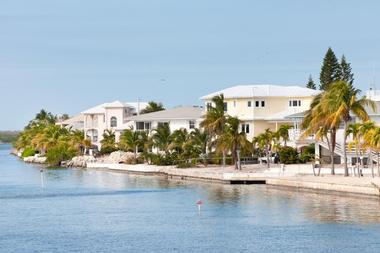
255, 100, 265, 107
189, 120, 195, 129
289, 100, 301, 107
241, 124, 250, 134
110, 117, 117, 127
223, 102, 228, 112
233, 101, 236, 107
136, 122, 151, 131
206, 102, 212, 111
248, 101, 252, 107
157, 122, 169, 128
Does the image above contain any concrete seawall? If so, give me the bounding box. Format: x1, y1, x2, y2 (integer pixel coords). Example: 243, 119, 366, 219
86, 163, 380, 197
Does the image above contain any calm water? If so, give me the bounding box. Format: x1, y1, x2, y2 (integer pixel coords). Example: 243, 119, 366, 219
1, 144, 380, 253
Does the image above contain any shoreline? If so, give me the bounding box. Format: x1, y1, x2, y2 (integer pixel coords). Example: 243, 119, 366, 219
86, 162, 380, 198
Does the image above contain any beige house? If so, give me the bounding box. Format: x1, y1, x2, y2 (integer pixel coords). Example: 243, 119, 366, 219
200, 84, 320, 145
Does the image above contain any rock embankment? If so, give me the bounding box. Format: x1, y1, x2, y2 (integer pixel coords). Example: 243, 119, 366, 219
97, 151, 137, 164
66, 155, 97, 168
23, 155, 47, 164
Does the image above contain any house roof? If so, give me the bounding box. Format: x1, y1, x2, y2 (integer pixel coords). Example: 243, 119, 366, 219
200, 85, 320, 100
125, 106, 203, 121
81, 101, 148, 114
263, 109, 307, 121
56, 114, 84, 125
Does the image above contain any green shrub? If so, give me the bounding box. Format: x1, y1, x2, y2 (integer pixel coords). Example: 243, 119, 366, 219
46, 144, 76, 166
176, 162, 194, 168
299, 144, 315, 163
279, 146, 299, 164
99, 145, 117, 155
22, 147, 36, 157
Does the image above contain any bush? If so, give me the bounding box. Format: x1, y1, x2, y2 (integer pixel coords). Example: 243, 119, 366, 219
176, 162, 195, 168
46, 144, 76, 166
22, 147, 36, 157
279, 146, 299, 164
299, 144, 315, 163
100, 145, 117, 155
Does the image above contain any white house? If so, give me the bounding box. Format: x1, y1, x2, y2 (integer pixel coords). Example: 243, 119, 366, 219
124, 106, 203, 133
81, 101, 148, 150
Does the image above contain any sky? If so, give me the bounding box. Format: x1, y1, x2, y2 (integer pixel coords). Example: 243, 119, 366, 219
1, 0, 380, 130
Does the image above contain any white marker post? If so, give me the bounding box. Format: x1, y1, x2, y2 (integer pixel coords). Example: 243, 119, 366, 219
40, 169, 44, 188
196, 200, 203, 214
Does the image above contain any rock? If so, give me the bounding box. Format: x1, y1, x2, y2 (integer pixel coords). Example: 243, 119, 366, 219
67, 155, 97, 168
99, 151, 137, 164
23, 155, 47, 164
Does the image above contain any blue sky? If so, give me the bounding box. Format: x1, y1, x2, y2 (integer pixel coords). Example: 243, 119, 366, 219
1, 0, 380, 130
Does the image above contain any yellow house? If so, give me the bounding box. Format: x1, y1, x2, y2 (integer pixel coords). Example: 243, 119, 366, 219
200, 84, 320, 142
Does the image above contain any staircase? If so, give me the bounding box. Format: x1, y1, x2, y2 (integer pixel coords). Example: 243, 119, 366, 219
317, 140, 378, 164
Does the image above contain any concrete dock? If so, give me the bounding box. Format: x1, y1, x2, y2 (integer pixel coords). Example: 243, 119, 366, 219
86, 162, 380, 197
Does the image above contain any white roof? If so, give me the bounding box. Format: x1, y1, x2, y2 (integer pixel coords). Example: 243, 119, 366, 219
56, 114, 84, 125
125, 106, 203, 121
200, 84, 320, 100
82, 101, 148, 114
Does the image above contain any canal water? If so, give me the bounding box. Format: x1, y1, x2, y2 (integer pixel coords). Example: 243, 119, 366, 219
1, 143, 380, 253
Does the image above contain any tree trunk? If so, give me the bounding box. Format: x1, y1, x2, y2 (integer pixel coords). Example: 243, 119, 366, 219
266, 146, 270, 169
222, 150, 226, 167
370, 149, 374, 178
329, 130, 336, 175
343, 121, 349, 177
377, 153, 380, 177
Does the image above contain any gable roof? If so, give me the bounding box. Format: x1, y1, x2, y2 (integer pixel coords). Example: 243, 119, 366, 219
200, 84, 320, 100
81, 101, 148, 114
125, 106, 203, 121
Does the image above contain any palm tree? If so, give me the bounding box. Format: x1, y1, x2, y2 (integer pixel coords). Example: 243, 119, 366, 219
169, 128, 189, 154
200, 94, 228, 164
302, 93, 338, 175
360, 121, 376, 177
276, 124, 291, 146
365, 126, 380, 177
100, 129, 116, 153
346, 123, 362, 176
68, 130, 91, 155
140, 101, 165, 114
322, 81, 375, 176
31, 125, 69, 154
253, 128, 275, 168
119, 129, 147, 158
151, 124, 171, 154
215, 117, 251, 170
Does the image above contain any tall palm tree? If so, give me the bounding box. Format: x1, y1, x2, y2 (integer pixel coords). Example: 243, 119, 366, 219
276, 124, 291, 146
302, 93, 338, 174
322, 81, 375, 176
215, 117, 251, 170
68, 130, 91, 155
200, 94, 228, 164
151, 124, 171, 154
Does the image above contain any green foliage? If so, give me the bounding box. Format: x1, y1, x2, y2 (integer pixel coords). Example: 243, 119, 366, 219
299, 144, 315, 163
319, 47, 341, 90
176, 162, 195, 168
100, 130, 117, 154
21, 147, 36, 157
306, 75, 316, 90
46, 143, 76, 166
279, 146, 299, 164
340, 55, 354, 85
140, 101, 165, 114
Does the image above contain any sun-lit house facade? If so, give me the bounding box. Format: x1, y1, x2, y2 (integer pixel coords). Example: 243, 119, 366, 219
81, 101, 148, 150
200, 84, 320, 146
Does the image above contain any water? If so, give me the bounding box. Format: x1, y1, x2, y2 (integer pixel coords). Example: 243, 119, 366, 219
1, 144, 380, 253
